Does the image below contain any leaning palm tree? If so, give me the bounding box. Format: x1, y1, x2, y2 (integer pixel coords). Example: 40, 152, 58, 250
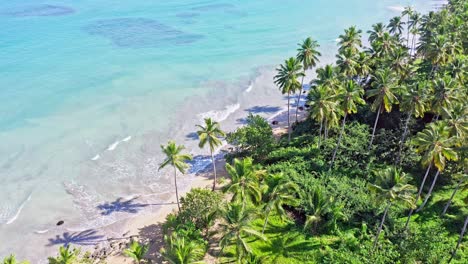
448, 214, 468, 263
307, 85, 338, 146
397, 81, 429, 164
223, 158, 263, 210
330, 80, 366, 168
404, 122, 458, 229
274, 57, 304, 143
124, 241, 149, 264
47, 246, 77, 264
2, 255, 29, 264
366, 68, 400, 149
261, 173, 299, 234
159, 141, 193, 212
160, 233, 205, 264
369, 167, 416, 250
388, 16, 405, 36
338, 26, 363, 54
442, 172, 467, 216
402, 6, 414, 47
196, 118, 226, 191
219, 203, 266, 263
296, 37, 321, 122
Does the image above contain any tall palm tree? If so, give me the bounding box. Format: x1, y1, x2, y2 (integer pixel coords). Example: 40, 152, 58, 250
397, 81, 428, 164
311, 65, 339, 91
261, 173, 299, 234
219, 203, 266, 263
369, 167, 415, 250
274, 57, 304, 143
47, 247, 77, 264
431, 75, 459, 120
223, 158, 263, 209
296, 37, 321, 123
124, 241, 149, 264
307, 85, 338, 145
368, 23, 386, 43
336, 48, 359, 78
160, 233, 205, 264
338, 26, 363, 54
388, 16, 405, 36
366, 68, 400, 149
159, 141, 193, 212
442, 172, 467, 216
330, 80, 366, 168
2, 255, 29, 264
196, 118, 226, 191
408, 12, 421, 56
404, 122, 458, 228
402, 6, 414, 47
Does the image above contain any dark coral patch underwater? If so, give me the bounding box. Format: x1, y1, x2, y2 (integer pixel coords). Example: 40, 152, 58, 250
84, 18, 204, 48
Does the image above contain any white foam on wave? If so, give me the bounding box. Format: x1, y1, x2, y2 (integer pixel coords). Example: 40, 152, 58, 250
122, 136, 132, 142
6, 194, 32, 225
35, 229, 49, 234
198, 103, 240, 123
91, 154, 101, 161
107, 141, 120, 151
245, 83, 253, 93
387, 5, 405, 12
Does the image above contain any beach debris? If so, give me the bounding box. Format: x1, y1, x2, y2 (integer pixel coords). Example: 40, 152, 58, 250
272, 121, 279, 125
298, 106, 304, 111
56, 220, 64, 226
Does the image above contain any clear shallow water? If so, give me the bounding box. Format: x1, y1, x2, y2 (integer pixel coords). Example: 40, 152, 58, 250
0, 0, 438, 261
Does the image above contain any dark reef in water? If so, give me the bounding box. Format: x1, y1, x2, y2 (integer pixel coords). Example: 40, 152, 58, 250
3, 5, 75, 17
84, 18, 204, 48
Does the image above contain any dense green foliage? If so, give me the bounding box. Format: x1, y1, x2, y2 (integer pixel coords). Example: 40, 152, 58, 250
3, 1, 467, 263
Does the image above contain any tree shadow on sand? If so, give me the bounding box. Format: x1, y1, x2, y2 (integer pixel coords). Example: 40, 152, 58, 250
97, 197, 149, 216
245, 105, 283, 114
47, 229, 105, 247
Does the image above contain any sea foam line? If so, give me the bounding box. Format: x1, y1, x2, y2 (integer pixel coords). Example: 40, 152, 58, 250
198, 103, 240, 123
6, 194, 32, 225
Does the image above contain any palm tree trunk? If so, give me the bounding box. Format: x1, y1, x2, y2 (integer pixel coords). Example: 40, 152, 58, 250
324, 120, 328, 140
442, 180, 462, 216
173, 166, 181, 212
318, 119, 323, 147
406, 19, 410, 48
405, 163, 432, 229
373, 202, 391, 250
448, 215, 468, 263
262, 207, 272, 234
397, 110, 412, 165
211, 150, 217, 191
287, 91, 291, 144
295, 76, 305, 123
369, 104, 382, 150
410, 33, 416, 57
330, 112, 347, 169
416, 169, 440, 212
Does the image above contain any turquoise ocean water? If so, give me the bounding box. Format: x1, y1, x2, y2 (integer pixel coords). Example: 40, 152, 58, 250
0, 0, 439, 261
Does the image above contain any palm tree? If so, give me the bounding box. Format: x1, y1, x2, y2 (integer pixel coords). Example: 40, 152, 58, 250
336, 48, 359, 78
311, 65, 339, 90
366, 68, 400, 149
219, 203, 266, 263
261, 173, 299, 234
443, 103, 468, 142
124, 241, 149, 264
402, 6, 414, 47
410, 122, 458, 215
431, 75, 459, 120
160, 233, 205, 264
47, 247, 77, 264
307, 85, 338, 145
302, 187, 346, 234
397, 81, 428, 164
2, 255, 29, 264
369, 167, 415, 250
388, 16, 405, 36
408, 12, 421, 56
442, 173, 467, 216
196, 118, 226, 191
338, 26, 362, 54
274, 57, 304, 143
159, 141, 193, 212
296, 37, 321, 123
223, 158, 263, 209
368, 23, 386, 43
448, 215, 468, 263
330, 80, 366, 168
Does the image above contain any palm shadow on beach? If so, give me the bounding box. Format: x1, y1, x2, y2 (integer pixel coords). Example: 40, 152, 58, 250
47, 229, 105, 247
97, 197, 149, 215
